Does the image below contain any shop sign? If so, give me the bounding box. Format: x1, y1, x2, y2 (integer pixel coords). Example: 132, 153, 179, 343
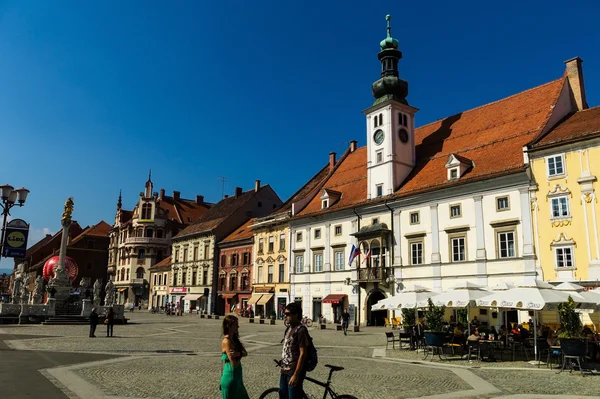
254, 286, 274, 293
171, 287, 188, 293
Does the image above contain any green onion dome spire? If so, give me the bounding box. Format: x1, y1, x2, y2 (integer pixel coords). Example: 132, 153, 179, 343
379, 15, 399, 50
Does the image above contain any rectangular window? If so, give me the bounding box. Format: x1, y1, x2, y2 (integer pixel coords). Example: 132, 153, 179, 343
193, 247, 198, 261
334, 250, 344, 270
372, 218, 379, 225
278, 264, 285, 282
183, 248, 188, 262
175, 250, 179, 262
410, 211, 420, 225
268, 236, 274, 252
138, 249, 145, 260
314, 229, 321, 239
496, 196, 510, 211
257, 266, 263, 283
314, 253, 323, 272
334, 225, 342, 236
203, 270, 208, 285
192, 271, 197, 286
551, 196, 570, 218
450, 168, 458, 179
268, 265, 273, 283
451, 237, 466, 262
497, 231, 516, 258
322, 200, 328, 209
547, 154, 565, 177
555, 247, 574, 268
295, 255, 304, 273
450, 204, 462, 218
182, 272, 187, 285
410, 241, 423, 265
204, 244, 210, 259
376, 184, 383, 198
243, 252, 250, 265
279, 234, 286, 251
153, 274, 157, 285
221, 254, 226, 267
296, 232, 302, 242
258, 238, 264, 253
376, 150, 383, 164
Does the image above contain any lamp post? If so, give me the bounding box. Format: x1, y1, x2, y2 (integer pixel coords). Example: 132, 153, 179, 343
0, 184, 30, 263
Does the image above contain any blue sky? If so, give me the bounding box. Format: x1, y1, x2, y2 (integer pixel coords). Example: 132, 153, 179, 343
1, 1, 599, 248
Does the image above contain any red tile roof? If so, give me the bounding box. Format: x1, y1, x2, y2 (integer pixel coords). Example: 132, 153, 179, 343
299, 77, 566, 216
531, 105, 600, 149
70, 221, 111, 245
119, 210, 133, 224
157, 196, 210, 225
150, 255, 172, 270
220, 218, 256, 244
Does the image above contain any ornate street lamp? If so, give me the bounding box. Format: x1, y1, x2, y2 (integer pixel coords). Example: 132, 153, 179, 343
0, 185, 30, 262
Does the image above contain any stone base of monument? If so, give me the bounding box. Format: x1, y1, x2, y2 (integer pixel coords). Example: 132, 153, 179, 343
48, 282, 73, 301
98, 305, 126, 324
81, 299, 93, 317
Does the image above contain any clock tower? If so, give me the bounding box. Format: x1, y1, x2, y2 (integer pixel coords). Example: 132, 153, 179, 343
364, 15, 418, 199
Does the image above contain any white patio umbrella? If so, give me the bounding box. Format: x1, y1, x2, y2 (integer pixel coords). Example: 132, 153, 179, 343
384, 284, 438, 327
370, 298, 394, 311
554, 282, 600, 312
488, 282, 516, 336
475, 280, 572, 362
418, 281, 490, 335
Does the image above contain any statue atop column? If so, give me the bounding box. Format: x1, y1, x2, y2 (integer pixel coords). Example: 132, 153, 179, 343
79, 277, 90, 297
62, 197, 74, 226
12, 274, 22, 304
104, 279, 115, 306
93, 279, 102, 307
20, 275, 30, 304
31, 275, 45, 304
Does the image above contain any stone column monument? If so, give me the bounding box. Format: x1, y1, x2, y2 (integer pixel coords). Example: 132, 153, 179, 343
48, 197, 75, 301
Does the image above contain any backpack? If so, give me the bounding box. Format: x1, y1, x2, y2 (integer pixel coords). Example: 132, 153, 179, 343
282, 324, 319, 372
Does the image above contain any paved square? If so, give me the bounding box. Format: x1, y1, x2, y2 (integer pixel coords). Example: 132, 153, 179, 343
1, 313, 598, 398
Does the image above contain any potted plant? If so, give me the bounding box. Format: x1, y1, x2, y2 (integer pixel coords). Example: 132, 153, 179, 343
424, 298, 446, 347
269, 310, 276, 325
557, 296, 586, 357
401, 308, 416, 333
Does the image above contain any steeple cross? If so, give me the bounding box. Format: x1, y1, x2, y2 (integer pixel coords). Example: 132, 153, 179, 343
386, 14, 392, 38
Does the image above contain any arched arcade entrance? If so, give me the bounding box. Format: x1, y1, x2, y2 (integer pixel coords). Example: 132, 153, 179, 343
366, 289, 387, 327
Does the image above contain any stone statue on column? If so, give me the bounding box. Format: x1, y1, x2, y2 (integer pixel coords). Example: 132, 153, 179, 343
31, 275, 45, 304
104, 279, 115, 306
79, 277, 90, 297
93, 279, 102, 307
12, 275, 22, 304
20, 275, 30, 305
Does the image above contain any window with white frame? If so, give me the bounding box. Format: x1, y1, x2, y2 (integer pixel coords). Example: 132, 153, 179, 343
410, 211, 420, 225
450, 168, 459, 179
376, 184, 383, 198
267, 265, 273, 283
550, 196, 570, 218
496, 196, 510, 211
334, 250, 344, 270
258, 238, 264, 253
314, 253, 323, 272
497, 231, 516, 258
450, 204, 462, 218
376, 150, 383, 164
555, 247, 574, 268
257, 266, 263, 283
547, 154, 565, 177
295, 255, 304, 273
410, 241, 423, 265
279, 234, 286, 251
322, 200, 328, 209
314, 229, 321, 239
296, 232, 303, 242
334, 225, 342, 236
451, 236, 466, 262
268, 236, 274, 252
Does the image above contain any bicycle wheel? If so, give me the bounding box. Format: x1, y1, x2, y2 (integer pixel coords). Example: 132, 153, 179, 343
336, 395, 358, 399
305, 319, 313, 327
259, 387, 280, 398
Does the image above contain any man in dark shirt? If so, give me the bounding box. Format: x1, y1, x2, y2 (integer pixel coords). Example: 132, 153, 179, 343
341, 308, 350, 336
280, 302, 308, 399
89, 308, 99, 338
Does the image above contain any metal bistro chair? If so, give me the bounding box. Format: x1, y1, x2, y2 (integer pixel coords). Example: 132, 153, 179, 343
467, 340, 482, 362
385, 331, 400, 350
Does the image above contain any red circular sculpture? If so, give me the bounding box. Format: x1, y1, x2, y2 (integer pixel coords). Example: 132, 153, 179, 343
43, 256, 79, 281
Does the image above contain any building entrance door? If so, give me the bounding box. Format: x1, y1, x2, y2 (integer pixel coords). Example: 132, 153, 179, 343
277, 297, 286, 319
312, 299, 322, 322
367, 290, 386, 326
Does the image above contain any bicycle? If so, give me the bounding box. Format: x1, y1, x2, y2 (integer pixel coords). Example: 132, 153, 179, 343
301, 316, 313, 327
258, 359, 358, 399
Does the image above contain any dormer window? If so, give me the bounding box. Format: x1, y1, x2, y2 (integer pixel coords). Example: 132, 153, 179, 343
445, 154, 473, 181
450, 168, 458, 179
322, 199, 328, 209
320, 188, 341, 209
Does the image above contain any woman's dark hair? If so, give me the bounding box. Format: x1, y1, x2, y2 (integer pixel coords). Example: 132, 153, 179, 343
107, 308, 114, 316
285, 302, 302, 318
222, 315, 246, 358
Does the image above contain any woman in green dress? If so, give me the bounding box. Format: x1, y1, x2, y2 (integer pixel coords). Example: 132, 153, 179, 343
220, 315, 249, 399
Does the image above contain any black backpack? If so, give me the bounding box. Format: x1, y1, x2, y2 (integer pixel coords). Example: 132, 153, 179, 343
282, 324, 318, 372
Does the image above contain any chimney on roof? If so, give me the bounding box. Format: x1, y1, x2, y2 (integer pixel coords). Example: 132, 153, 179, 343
329, 152, 336, 170
255, 180, 261, 192
235, 186, 243, 198
350, 140, 358, 152
564, 57, 589, 111
196, 195, 204, 204
173, 191, 180, 200
159, 189, 165, 200
224, 194, 229, 199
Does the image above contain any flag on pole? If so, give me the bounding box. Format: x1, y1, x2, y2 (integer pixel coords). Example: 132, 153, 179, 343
348, 244, 361, 266
362, 249, 371, 264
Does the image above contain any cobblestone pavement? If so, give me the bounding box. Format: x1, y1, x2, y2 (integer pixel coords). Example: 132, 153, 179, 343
1, 313, 599, 398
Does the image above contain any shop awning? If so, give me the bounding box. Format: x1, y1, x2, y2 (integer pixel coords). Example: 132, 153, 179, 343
117, 288, 127, 292
322, 294, 346, 304
247, 294, 263, 305
257, 294, 274, 306
182, 295, 203, 301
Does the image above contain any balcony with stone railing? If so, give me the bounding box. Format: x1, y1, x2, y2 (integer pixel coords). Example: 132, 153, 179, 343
356, 267, 392, 284
125, 237, 170, 246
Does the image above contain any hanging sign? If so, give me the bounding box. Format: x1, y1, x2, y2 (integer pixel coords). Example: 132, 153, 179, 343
2, 219, 29, 258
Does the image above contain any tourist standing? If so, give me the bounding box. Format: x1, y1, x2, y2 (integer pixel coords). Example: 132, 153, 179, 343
341, 308, 350, 336
89, 308, 99, 338
105, 308, 115, 337
220, 315, 249, 399
279, 302, 308, 398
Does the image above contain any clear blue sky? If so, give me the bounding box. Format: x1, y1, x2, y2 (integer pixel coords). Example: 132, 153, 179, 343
1, 0, 599, 247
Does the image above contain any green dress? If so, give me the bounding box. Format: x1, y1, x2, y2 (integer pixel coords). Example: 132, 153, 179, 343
220, 352, 249, 399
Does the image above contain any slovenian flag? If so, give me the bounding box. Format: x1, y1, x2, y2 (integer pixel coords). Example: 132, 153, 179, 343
348, 244, 361, 266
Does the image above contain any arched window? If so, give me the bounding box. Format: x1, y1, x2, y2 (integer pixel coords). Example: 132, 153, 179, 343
229, 272, 237, 291
120, 268, 125, 281
146, 228, 153, 238
374, 117, 377, 128
141, 203, 152, 220
136, 267, 144, 279
241, 273, 249, 291
378, 113, 383, 126
126, 269, 130, 280
137, 228, 143, 237
156, 229, 163, 238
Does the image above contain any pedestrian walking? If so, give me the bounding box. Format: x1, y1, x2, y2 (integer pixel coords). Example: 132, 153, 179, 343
279, 302, 309, 398
341, 308, 350, 336
220, 315, 249, 399
130, 302, 135, 313
89, 308, 99, 338
105, 307, 114, 337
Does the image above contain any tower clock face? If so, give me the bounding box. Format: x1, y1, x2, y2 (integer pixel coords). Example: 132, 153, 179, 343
398, 128, 409, 143
373, 129, 384, 145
